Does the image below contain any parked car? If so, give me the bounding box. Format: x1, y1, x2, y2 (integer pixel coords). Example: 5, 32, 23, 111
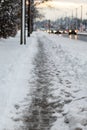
68, 29, 77, 35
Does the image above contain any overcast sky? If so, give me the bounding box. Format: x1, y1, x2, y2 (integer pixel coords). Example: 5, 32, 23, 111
36, 0, 87, 20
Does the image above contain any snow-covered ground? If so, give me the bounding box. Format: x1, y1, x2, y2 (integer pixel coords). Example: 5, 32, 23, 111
0, 31, 87, 130
0, 32, 39, 130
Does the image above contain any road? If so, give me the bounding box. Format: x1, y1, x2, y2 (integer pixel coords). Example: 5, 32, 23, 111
63, 33, 87, 42
77, 33, 87, 42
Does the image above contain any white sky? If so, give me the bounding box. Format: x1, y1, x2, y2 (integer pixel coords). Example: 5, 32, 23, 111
36, 0, 87, 20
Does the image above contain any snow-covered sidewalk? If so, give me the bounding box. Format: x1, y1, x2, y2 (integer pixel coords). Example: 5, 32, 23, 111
0, 32, 39, 130
0, 31, 87, 130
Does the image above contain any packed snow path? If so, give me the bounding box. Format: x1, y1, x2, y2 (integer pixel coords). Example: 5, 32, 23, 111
0, 31, 87, 130
23, 38, 58, 130
19, 34, 69, 130
20, 33, 87, 130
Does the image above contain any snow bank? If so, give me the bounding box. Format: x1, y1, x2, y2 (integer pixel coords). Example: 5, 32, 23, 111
0, 32, 38, 130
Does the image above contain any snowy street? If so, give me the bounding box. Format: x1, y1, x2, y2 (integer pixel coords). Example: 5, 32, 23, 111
0, 31, 87, 130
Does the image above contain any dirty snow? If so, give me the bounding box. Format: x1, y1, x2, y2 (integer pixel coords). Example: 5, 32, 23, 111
0, 31, 87, 130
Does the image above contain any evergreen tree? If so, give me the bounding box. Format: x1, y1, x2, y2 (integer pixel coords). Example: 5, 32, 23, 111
0, 0, 21, 38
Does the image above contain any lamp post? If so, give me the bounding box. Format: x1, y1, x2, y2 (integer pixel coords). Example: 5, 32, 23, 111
80, 5, 83, 32
27, 0, 31, 37
81, 5, 83, 23
20, 0, 26, 44
48, 20, 51, 33
76, 8, 78, 29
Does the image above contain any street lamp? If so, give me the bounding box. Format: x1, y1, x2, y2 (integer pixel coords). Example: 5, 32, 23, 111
20, 0, 26, 44
27, 0, 31, 37
81, 5, 83, 23
80, 5, 83, 32
48, 20, 51, 33
76, 8, 78, 29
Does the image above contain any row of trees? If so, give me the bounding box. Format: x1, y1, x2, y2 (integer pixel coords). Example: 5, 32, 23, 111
35, 17, 87, 32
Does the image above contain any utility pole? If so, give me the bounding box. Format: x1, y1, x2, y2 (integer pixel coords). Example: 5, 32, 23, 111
81, 5, 83, 23
31, 0, 34, 33
71, 10, 73, 29
76, 8, 78, 29
20, 0, 23, 44
24, 0, 26, 44
48, 20, 51, 33
80, 5, 83, 32
65, 12, 67, 30
27, 0, 31, 37
20, 0, 26, 44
